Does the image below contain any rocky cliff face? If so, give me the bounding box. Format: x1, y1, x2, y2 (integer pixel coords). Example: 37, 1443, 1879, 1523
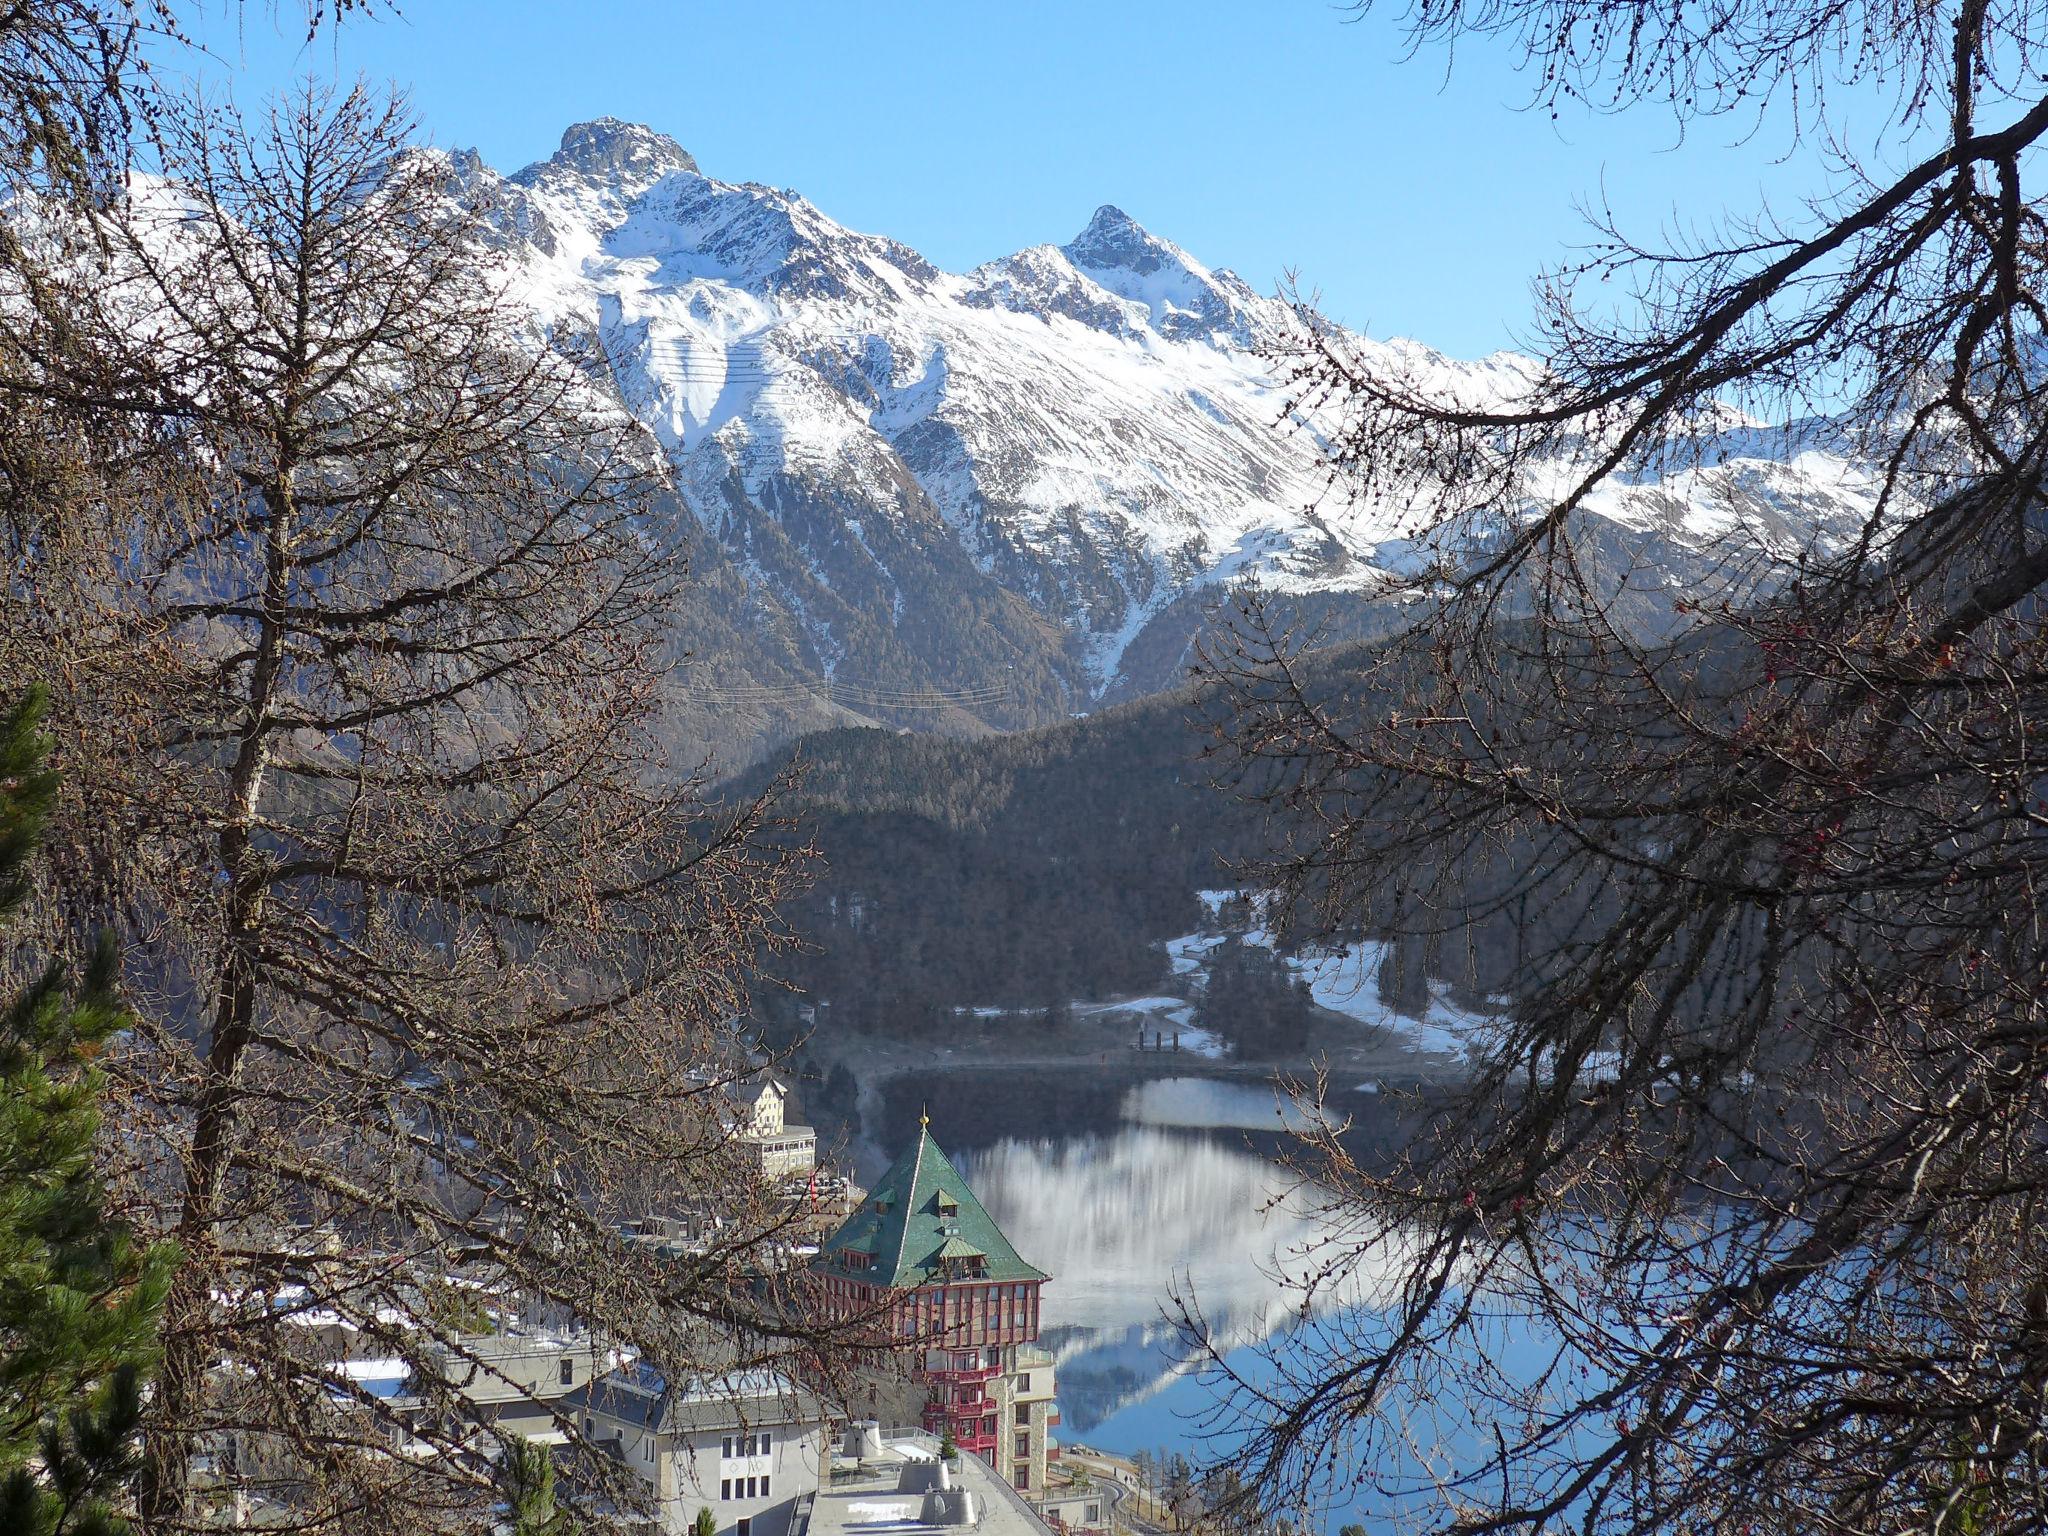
450, 119, 1883, 760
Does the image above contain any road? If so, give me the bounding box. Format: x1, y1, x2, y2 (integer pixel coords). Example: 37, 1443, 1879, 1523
1061, 1450, 1173, 1536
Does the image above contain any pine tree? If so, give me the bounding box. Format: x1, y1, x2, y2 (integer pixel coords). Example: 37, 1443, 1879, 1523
502, 1434, 574, 1536
1371, 933, 1428, 1021
0, 687, 174, 1535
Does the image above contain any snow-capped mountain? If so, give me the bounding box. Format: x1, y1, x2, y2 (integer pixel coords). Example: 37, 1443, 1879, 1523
456, 119, 1881, 757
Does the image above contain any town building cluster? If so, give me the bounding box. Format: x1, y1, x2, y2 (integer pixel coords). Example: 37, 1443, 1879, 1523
563, 1110, 1068, 1536
209, 1078, 1087, 1536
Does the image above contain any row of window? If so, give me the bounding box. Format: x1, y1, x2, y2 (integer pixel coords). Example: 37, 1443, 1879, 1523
720, 1433, 772, 1458
897, 1289, 1040, 1338
816, 1280, 1043, 1345
720, 1475, 772, 1501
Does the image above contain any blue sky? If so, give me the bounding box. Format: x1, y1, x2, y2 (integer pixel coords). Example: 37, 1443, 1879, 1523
175, 0, 1886, 358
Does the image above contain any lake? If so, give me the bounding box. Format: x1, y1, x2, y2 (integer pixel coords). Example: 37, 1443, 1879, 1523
882, 1073, 1526, 1533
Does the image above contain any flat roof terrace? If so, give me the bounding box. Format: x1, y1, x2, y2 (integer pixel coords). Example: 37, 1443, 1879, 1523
804, 1428, 1051, 1536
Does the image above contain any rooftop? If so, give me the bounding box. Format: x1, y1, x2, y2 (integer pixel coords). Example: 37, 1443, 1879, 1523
815, 1127, 1047, 1289
566, 1365, 828, 1437
810, 1428, 1052, 1536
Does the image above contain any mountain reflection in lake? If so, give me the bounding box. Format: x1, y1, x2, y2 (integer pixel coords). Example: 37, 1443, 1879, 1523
936, 1073, 1566, 1533
958, 1079, 1405, 1440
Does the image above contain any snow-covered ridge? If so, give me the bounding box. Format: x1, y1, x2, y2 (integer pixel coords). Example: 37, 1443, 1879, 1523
433, 122, 1885, 735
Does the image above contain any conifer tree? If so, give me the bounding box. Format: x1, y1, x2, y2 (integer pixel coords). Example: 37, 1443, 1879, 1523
0, 687, 174, 1535
502, 1434, 574, 1536
0, 81, 851, 1531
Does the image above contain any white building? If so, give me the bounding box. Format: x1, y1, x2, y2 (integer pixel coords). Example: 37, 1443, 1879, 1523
568, 1365, 831, 1536
429, 1329, 609, 1442
1009, 1343, 1058, 1499
731, 1078, 819, 1183
811, 1423, 1055, 1536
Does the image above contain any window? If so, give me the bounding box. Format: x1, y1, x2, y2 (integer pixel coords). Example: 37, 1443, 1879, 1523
1015, 1403, 1029, 1424
761, 1432, 771, 1454
559, 1357, 575, 1387
1015, 1433, 1030, 1458
723, 1436, 734, 1458
1017, 1374, 1032, 1395
981, 1415, 995, 1436
721, 1480, 732, 1501
1087, 1506, 1102, 1523
762, 1477, 771, 1499
738, 1521, 752, 1536
1014, 1470, 1030, 1490
746, 1476, 757, 1498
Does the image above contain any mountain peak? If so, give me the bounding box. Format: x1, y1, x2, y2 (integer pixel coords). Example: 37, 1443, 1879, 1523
1081, 203, 1142, 235
525, 118, 698, 191
1065, 204, 1168, 273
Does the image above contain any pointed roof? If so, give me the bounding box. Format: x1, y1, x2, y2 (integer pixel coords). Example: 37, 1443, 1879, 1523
816, 1126, 1047, 1289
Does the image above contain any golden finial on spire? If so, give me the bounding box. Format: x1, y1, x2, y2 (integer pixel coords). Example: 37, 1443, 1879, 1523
919, 1105, 930, 1130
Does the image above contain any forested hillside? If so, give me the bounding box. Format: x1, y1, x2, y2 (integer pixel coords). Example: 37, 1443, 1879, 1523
735, 617, 1738, 1041
734, 685, 1268, 1026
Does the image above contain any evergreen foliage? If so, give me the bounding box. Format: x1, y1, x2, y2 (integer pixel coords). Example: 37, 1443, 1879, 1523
1372, 933, 1430, 1020
1194, 939, 1314, 1060
502, 1434, 574, 1536
0, 689, 174, 1535
736, 688, 1264, 1020
742, 636, 1614, 1047
811, 1062, 863, 1138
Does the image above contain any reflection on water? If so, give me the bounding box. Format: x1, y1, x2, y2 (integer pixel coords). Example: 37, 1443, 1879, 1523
960, 1085, 1410, 1439
963, 1126, 1284, 1435
949, 1074, 1559, 1534
965, 1125, 1311, 1334
1118, 1077, 1322, 1134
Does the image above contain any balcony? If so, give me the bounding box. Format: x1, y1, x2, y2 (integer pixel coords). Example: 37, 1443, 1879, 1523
924, 1360, 1002, 1383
